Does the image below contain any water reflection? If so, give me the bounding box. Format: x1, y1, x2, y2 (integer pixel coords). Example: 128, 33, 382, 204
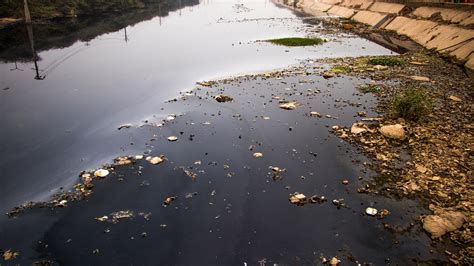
0, 0, 200, 64
26, 24, 44, 80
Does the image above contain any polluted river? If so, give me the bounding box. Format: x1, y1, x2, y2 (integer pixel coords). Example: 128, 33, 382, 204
0, 0, 457, 265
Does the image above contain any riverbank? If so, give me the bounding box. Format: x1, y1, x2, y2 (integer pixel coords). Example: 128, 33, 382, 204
278, 0, 474, 72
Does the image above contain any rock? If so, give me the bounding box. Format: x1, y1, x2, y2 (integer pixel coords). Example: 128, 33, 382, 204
423, 210, 467, 238
379, 124, 405, 140
365, 207, 378, 216
322, 72, 334, 79
410, 75, 430, 82
378, 209, 390, 219
94, 169, 109, 178
197, 81, 216, 87
342, 23, 354, 30
167, 136, 178, 141
374, 65, 388, 71
448, 95, 462, 102
351, 123, 367, 134
415, 164, 428, 173
215, 95, 233, 102
253, 152, 263, 158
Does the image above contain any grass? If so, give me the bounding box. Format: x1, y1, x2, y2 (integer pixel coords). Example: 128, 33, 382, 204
368, 56, 404, 67
390, 88, 432, 121
330, 65, 351, 74
267, 37, 324, 46
358, 84, 380, 93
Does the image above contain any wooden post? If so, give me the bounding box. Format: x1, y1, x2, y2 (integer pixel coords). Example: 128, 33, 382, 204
24, 0, 31, 24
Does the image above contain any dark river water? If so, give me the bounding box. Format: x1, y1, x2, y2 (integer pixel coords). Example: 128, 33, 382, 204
0, 0, 445, 265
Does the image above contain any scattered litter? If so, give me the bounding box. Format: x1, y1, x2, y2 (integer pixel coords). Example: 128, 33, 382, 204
94, 169, 109, 178
114, 156, 132, 165
138, 212, 152, 220
332, 199, 346, 209
185, 192, 198, 198
56, 199, 68, 207
163, 196, 176, 206
96, 210, 134, 223
365, 207, 378, 216
329, 257, 340, 265
182, 168, 198, 181
168, 136, 178, 141
309, 111, 322, 117
118, 123, 132, 130
197, 81, 216, 87
2, 250, 19, 261
279, 101, 299, 110
290, 193, 326, 206
289, 193, 306, 205
215, 95, 233, 102
146, 155, 165, 165
253, 152, 263, 158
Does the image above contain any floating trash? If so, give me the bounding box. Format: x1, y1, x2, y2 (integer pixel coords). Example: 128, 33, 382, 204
168, 136, 178, 141
365, 207, 378, 216
94, 169, 109, 178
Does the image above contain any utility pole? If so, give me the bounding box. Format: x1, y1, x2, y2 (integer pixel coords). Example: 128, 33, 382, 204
24, 0, 32, 24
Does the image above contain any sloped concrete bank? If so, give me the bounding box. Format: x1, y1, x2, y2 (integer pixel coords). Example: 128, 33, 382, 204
281, 0, 474, 71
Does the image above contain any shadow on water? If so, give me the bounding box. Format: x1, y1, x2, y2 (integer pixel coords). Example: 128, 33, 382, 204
0, 0, 199, 64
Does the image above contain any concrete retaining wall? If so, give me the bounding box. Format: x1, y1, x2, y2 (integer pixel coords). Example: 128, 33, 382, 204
383, 16, 439, 45
368, 2, 405, 14
287, 0, 474, 70
327, 5, 357, 18
352, 10, 388, 26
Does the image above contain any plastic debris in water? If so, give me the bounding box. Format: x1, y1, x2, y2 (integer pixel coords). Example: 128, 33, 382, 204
365, 207, 378, 216
94, 169, 109, 178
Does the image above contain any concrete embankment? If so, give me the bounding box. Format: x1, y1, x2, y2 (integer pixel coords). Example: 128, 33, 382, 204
282, 0, 474, 71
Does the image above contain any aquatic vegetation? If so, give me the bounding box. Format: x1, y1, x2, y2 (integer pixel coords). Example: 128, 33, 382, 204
390, 88, 432, 121
330, 65, 351, 74
357, 84, 380, 93
267, 37, 324, 46
368, 56, 404, 66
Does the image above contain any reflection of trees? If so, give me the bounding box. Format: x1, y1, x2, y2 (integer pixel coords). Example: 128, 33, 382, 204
0, 0, 199, 63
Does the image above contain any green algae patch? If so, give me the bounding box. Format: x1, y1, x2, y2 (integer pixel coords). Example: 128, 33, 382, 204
368, 57, 404, 67
267, 37, 324, 46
